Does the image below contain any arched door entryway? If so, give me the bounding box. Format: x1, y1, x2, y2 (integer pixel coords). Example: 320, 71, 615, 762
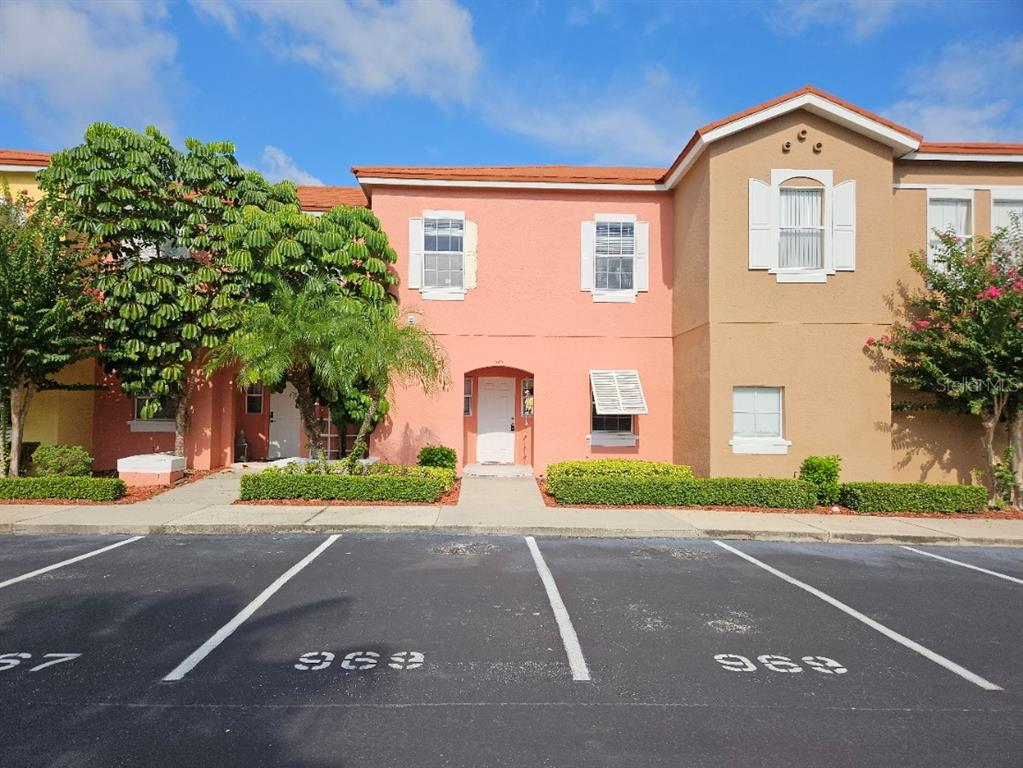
463, 365, 534, 468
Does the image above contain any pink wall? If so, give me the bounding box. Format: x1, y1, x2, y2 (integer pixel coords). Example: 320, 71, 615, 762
368, 187, 675, 473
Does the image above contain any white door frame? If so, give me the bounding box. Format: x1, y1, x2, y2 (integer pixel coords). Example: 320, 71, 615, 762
476, 377, 516, 464
268, 384, 301, 459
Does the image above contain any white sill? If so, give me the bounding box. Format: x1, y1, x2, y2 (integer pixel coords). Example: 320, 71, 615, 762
771, 269, 827, 284
592, 290, 637, 303
729, 437, 792, 455
129, 419, 176, 433
588, 431, 638, 447
421, 289, 466, 301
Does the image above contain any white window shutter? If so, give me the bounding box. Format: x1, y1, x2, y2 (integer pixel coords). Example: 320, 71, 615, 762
463, 219, 478, 289
589, 370, 649, 415
407, 217, 424, 289
634, 220, 649, 291
832, 180, 856, 271
580, 220, 595, 291
748, 179, 772, 269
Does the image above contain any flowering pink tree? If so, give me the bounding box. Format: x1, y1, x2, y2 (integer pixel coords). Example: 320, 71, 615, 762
867, 223, 1023, 506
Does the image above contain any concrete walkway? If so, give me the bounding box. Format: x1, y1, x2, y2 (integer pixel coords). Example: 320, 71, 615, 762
1, 471, 1022, 546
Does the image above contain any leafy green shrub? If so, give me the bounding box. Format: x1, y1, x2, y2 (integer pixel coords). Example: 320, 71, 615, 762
0, 477, 125, 501
240, 464, 454, 502
839, 482, 987, 514
799, 455, 841, 506
265, 460, 455, 491
417, 444, 457, 470
546, 475, 816, 509
546, 460, 693, 482
31, 444, 94, 477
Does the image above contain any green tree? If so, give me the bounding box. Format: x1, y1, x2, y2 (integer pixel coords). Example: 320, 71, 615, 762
207, 284, 365, 459
868, 224, 1023, 505
0, 187, 100, 476
38, 123, 294, 456
337, 308, 448, 471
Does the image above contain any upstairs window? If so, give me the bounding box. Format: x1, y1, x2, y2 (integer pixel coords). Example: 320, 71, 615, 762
595, 220, 635, 291
927, 190, 973, 269
779, 184, 824, 270
423, 215, 464, 290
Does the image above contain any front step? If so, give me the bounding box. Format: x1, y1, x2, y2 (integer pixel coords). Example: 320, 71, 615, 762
462, 463, 534, 478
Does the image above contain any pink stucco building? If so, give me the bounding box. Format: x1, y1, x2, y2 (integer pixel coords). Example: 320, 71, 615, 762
7, 85, 1023, 480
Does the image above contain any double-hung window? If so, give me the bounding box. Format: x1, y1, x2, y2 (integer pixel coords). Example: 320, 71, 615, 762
581, 215, 649, 301
595, 220, 635, 291
423, 215, 464, 292
926, 190, 972, 270
730, 386, 791, 454
463, 377, 473, 416
246, 384, 264, 415
992, 190, 1023, 233
779, 186, 824, 270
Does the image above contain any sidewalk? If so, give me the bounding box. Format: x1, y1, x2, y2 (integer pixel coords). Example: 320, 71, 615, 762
2, 471, 1022, 546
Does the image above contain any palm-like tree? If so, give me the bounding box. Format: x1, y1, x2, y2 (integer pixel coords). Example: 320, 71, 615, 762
208, 283, 362, 459
338, 308, 448, 470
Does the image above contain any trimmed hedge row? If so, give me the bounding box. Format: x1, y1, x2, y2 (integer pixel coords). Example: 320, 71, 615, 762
547, 459, 693, 481
240, 468, 454, 502
839, 482, 987, 514
546, 475, 818, 509
0, 477, 126, 501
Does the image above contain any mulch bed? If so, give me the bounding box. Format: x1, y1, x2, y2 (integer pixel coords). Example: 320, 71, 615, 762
0, 469, 213, 506
233, 479, 462, 507
536, 479, 1023, 520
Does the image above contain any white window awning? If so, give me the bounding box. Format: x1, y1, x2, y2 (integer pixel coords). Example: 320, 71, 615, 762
589, 370, 648, 415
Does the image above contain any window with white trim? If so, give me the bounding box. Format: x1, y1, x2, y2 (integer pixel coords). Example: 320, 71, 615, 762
588, 369, 647, 447
580, 215, 650, 301
927, 190, 972, 269
423, 215, 464, 290
748, 170, 856, 283
463, 377, 472, 416
246, 384, 264, 415
779, 184, 824, 270
522, 377, 534, 417
595, 220, 635, 291
130, 394, 176, 432
730, 386, 791, 454
992, 195, 1023, 233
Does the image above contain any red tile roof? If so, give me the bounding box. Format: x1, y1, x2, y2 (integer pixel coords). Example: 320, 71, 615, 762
914, 142, 1023, 155
295, 185, 367, 210
351, 165, 665, 185
0, 149, 51, 167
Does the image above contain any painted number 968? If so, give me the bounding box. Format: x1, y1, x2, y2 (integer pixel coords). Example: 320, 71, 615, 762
294, 650, 425, 672
714, 653, 847, 675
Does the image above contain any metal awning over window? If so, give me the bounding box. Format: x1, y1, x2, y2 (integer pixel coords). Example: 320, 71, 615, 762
589, 370, 648, 415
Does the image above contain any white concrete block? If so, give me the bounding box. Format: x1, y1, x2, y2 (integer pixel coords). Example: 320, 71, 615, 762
117, 453, 186, 473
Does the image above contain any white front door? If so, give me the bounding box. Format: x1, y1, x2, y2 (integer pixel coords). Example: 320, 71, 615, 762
268, 384, 302, 459
476, 377, 516, 464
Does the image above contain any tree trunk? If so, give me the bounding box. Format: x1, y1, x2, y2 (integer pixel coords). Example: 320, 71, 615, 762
980, 392, 1009, 505
345, 392, 378, 473
173, 396, 189, 458
0, 394, 9, 478
8, 379, 36, 477
1009, 408, 1023, 509
291, 368, 324, 461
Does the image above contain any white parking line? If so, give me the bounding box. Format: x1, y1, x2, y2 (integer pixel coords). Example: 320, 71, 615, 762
901, 546, 1023, 585
525, 536, 590, 682
714, 540, 1003, 691
0, 536, 145, 590
163, 535, 340, 682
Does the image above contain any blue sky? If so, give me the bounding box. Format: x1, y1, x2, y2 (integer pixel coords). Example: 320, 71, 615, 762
1, 0, 1021, 186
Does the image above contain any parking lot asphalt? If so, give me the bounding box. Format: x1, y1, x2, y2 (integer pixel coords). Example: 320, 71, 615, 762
0, 533, 1020, 768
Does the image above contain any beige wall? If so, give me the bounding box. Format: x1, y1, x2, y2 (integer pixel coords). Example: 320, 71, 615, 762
694, 109, 896, 480
23, 359, 95, 451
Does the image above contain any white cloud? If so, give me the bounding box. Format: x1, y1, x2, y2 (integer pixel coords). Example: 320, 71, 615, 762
771, 0, 906, 40
0, 0, 179, 145
481, 65, 706, 166
259, 146, 323, 186
886, 37, 1023, 141
567, 0, 610, 27
191, 0, 480, 103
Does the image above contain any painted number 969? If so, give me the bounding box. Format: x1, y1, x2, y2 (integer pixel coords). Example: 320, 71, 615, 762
714, 653, 847, 675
